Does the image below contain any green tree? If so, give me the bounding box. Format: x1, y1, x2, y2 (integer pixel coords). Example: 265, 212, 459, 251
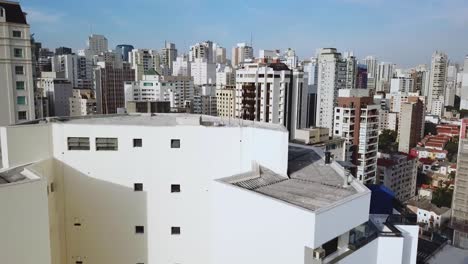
431, 187, 453, 208
379, 129, 398, 153
424, 122, 437, 136
446, 140, 459, 162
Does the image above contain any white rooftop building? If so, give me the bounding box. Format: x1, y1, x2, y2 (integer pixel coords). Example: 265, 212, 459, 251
0, 114, 418, 264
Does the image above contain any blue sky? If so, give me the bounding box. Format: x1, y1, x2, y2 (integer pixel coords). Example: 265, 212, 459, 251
22, 0, 468, 67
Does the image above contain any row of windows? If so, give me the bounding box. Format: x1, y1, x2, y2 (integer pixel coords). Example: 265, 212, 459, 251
67, 137, 180, 151
134, 225, 181, 235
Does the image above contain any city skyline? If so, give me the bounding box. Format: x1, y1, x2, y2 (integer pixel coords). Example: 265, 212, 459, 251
23, 0, 468, 67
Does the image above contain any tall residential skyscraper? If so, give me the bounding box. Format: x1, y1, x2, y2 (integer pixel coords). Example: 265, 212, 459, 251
235, 62, 307, 139
364, 56, 378, 78
376, 62, 394, 92
344, 54, 357, 89
160, 42, 177, 70
35, 71, 73, 117
398, 97, 425, 153
452, 119, 468, 249
460, 56, 468, 110
115, 44, 134, 61
190, 58, 216, 85
231, 43, 254, 67
334, 89, 379, 184
213, 43, 227, 64
189, 40, 214, 63
445, 64, 457, 107
390, 77, 414, 94
128, 49, 161, 81
428, 51, 448, 116
0, 1, 35, 125
172, 55, 191, 77
303, 58, 318, 127
87, 34, 108, 55
411, 65, 430, 96
51, 54, 93, 89
94, 56, 135, 114
316, 48, 346, 135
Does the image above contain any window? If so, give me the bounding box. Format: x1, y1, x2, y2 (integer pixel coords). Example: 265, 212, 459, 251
15, 66, 24, 75
134, 183, 143, 191
143, 82, 153, 86
133, 138, 142, 147
322, 237, 338, 257
12, 30, 21, 38
171, 226, 181, 235
135, 226, 144, 234
16, 81, 25, 90
96, 138, 118, 151
67, 137, 90, 150
14, 48, 23, 58
76, 262, 83, 264
171, 184, 180, 193
171, 139, 180, 148
18, 111, 27, 120
17, 96, 26, 105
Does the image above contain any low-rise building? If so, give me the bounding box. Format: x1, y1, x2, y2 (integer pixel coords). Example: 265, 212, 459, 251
377, 153, 417, 201
411, 147, 447, 160
407, 199, 451, 230
69, 89, 97, 116
294, 127, 329, 144
436, 124, 459, 137
126, 101, 170, 113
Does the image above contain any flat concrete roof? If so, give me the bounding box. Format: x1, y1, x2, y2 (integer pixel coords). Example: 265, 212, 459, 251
14, 114, 287, 132
221, 145, 360, 211
0, 165, 29, 185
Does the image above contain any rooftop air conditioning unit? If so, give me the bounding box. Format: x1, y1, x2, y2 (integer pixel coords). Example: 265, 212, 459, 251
313, 248, 326, 260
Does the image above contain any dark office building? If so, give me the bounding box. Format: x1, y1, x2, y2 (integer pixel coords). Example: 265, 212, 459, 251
55, 46, 73, 55
116, 44, 134, 62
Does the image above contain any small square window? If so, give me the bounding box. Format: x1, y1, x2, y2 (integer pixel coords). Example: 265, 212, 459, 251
171, 184, 180, 193
16, 81, 25, 90
135, 226, 144, 234
17, 96, 26, 105
76, 262, 83, 264
171, 226, 181, 235
171, 139, 180, 148
133, 138, 142, 147
14, 48, 23, 58
12, 30, 21, 38
15, 66, 24, 75
18, 111, 27, 120
134, 183, 143, 191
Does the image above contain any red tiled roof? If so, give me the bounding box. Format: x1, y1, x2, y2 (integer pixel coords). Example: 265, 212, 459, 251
419, 158, 434, 165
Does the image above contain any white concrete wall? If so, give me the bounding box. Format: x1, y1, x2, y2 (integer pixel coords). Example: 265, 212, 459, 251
376, 236, 404, 263
50, 122, 288, 264
0, 173, 51, 264
314, 192, 371, 247
0, 124, 52, 168
397, 225, 419, 264
339, 239, 378, 264
210, 181, 316, 264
